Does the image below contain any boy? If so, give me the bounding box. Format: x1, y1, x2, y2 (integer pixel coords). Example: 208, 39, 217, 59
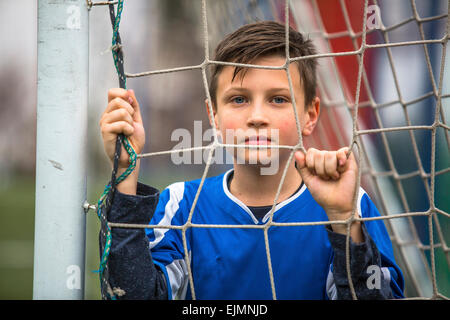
99, 21, 404, 299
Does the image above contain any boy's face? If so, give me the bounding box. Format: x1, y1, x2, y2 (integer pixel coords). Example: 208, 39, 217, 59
208, 55, 319, 169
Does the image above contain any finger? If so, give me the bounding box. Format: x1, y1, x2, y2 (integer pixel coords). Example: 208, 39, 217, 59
105, 97, 135, 117
294, 151, 314, 183
127, 89, 143, 123
101, 108, 134, 127
305, 148, 317, 175
313, 150, 327, 179
102, 121, 135, 138
337, 147, 349, 173
294, 150, 306, 169
108, 88, 129, 103
324, 151, 339, 180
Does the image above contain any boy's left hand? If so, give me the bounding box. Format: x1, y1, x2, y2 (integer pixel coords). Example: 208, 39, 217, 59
294, 147, 360, 235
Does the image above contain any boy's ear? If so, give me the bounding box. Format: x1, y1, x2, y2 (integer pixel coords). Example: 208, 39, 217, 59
302, 96, 320, 136
205, 98, 219, 129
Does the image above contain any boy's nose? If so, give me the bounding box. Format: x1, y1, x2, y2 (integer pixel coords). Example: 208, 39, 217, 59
246, 102, 269, 128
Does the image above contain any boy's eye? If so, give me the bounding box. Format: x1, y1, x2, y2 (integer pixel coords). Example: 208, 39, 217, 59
232, 96, 247, 104
271, 96, 288, 104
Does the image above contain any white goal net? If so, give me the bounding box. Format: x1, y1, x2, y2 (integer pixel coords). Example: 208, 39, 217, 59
91, 0, 449, 299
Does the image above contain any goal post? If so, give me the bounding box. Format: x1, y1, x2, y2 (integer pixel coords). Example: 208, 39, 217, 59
33, 0, 89, 299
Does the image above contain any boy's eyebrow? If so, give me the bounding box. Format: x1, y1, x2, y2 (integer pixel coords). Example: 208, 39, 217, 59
222, 87, 250, 94
219, 87, 250, 100
222, 87, 292, 95
266, 87, 292, 94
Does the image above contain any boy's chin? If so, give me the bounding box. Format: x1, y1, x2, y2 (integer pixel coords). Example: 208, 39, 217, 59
234, 152, 281, 175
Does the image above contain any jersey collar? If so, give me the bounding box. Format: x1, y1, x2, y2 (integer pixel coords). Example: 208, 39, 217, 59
222, 169, 307, 224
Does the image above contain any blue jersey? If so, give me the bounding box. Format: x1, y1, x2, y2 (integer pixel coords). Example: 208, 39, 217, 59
144, 169, 403, 300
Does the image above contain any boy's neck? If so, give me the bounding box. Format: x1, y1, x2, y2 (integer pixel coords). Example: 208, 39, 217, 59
229, 161, 302, 207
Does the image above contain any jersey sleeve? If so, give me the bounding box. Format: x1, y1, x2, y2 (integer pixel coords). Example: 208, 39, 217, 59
326, 188, 405, 300
359, 190, 405, 298
106, 182, 168, 299
145, 181, 191, 300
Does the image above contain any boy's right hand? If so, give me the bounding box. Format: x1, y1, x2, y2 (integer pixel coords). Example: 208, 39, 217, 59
100, 88, 145, 170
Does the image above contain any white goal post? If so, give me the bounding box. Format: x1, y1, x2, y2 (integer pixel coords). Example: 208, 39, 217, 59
33, 0, 89, 299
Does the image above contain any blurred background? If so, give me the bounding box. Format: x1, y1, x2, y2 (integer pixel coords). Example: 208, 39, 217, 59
0, 0, 448, 299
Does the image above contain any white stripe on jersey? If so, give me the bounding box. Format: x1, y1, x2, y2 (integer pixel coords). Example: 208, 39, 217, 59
326, 268, 338, 300
357, 187, 366, 218
149, 181, 184, 249
166, 257, 189, 300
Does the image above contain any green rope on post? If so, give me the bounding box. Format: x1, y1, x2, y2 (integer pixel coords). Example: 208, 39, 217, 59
95, 0, 136, 300
96, 138, 136, 273
111, 0, 126, 89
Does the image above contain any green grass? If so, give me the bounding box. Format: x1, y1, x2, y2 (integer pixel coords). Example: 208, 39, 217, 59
0, 176, 35, 299
0, 176, 104, 300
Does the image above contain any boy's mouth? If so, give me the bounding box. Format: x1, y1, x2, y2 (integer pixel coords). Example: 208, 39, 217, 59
244, 136, 272, 145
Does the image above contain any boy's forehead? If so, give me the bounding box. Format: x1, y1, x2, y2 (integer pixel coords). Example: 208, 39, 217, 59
216, 56, 302, 94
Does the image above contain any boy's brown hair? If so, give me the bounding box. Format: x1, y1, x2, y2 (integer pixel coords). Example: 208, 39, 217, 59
208, 21, 318, 110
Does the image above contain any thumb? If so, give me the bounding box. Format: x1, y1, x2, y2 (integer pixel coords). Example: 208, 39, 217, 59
294, 151, 314, 183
